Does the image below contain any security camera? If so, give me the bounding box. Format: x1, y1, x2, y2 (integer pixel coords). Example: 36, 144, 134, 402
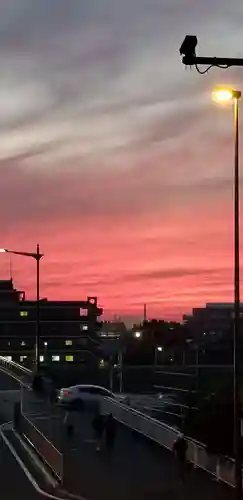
179, 35, 198, 59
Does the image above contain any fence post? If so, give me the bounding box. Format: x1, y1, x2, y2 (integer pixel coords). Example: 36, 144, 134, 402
193, 443, 198, 468
13, 401, 21, 431
216, 458, 220, 482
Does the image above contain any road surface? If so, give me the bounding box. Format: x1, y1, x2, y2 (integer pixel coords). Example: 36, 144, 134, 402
31, 407, 234, 500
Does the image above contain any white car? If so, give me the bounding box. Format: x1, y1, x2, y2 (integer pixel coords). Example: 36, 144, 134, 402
57, 384, 117, 408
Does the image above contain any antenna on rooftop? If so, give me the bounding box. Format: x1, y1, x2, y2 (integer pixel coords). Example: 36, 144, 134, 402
9, 253, 12, 281
143, 303, 147, 322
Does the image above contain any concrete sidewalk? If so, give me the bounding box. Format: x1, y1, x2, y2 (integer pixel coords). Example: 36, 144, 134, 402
27, 408, 234, 500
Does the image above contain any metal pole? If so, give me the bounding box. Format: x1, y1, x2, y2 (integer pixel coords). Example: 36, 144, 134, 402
36, 243, 40, 372
182, 349, 186, 366
119, 347, 123, 393
233, 95, 242, 499
109, 355, 113, 392
20, 383, 23, 414
9, 253, 12, 280
154, 347, 157, 372
195, 345, 199, 393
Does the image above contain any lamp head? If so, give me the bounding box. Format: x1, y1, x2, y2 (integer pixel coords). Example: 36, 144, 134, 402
179, 35, 198, 58
212, 88, 241, 103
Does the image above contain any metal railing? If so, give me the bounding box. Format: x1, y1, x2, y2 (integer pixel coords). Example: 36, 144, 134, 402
100, 397, 236, 488
0, 355, 32, 386
0, 355, 63, 483
19, 412, 63, 482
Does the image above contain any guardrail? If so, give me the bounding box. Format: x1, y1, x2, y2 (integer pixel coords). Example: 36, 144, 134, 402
18, 412, 63, 482
100, 397, 236, 488
0, 355, 33, 386
1, 355, 63, 483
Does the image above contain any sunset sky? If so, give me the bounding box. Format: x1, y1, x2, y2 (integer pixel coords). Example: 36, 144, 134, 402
0, 1, 243, 323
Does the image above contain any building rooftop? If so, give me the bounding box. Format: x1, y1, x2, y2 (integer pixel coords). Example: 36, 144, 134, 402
206, 303, 243, 309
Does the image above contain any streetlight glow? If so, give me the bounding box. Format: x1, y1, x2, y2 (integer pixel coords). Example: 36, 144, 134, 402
157, 346, 163, 352
213, 88, 233, 102
134, 331, 141, 339
212, 87, 241, 104
0, 249, 6, 253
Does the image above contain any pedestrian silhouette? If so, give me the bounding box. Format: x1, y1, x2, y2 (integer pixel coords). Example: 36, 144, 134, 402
92, 411, 105, 451
105, 413, 117, 452
173, 433, 188, 484
63, 411, 74, 437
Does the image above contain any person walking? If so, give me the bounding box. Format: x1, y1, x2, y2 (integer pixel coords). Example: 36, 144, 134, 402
105, 413, 117, 452
173, 433, 188, 485
63, 410, 74, 437
92, 411, 105, 451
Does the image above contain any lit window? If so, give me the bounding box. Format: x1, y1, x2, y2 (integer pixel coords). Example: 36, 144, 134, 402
20, 355, 27, 362
65, 355, 73, 362
81, 325, 88, 331
20, 311, 28, 317
5, 356, 12, 361
65, 340, 73, 346
40, 355, 44, 363
52, 355, 60, 362
21, 341, 26, 347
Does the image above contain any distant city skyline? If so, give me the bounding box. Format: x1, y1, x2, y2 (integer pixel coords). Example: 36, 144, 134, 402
0, 1, 242, 321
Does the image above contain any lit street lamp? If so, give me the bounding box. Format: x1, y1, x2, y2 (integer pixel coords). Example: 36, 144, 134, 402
0, 244, 44, 372
213, 87, 242, 498
134, 331, 142, 339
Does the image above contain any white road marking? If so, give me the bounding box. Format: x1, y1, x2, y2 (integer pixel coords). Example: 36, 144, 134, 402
31, 415, 61, 421
0, 389, 20, 393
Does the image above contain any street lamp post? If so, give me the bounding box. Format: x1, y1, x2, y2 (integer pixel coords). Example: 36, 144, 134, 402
213, 88, 242, 499
154, 346, 163, 370
0, 244, 44, 372
118, 346, 123, 393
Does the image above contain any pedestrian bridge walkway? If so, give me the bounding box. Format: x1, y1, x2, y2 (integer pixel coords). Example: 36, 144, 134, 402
29, 409, 233, 500
0, 357, 236, 499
